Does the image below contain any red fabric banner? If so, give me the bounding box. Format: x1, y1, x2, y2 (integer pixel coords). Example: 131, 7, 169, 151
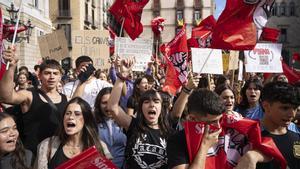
184, 114, 286, 169
188, 15, 216, 48
151, 16, 165, 36
108, 0, 149, 40
160, 25, 189, 95
56, 146, 118, 169
211, 0, 260, 50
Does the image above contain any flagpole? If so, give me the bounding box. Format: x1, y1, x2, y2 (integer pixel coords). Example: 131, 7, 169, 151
199, 49, 213, 74
6, 0, 23, 70
119, 17, 125, 37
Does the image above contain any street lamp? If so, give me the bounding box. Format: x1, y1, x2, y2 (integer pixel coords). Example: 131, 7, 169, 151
5, 2, 34, 43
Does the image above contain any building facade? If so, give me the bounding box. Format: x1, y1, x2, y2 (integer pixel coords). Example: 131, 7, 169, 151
0, 0, 52, 71
266, 0, 300, 66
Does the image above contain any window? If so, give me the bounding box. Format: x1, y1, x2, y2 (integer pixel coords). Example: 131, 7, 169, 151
85, 3, 88, 21
59, 0, 70, 16
279, 28, 287, 43
289, 2, 296, 16
176, 10, 184, 26
92, 9, 95, 27
194, 10, 201, 25
280, 2, 286, 16
57, 24, 72, 47
272, 3, 277, 16
33, 0, 38, 8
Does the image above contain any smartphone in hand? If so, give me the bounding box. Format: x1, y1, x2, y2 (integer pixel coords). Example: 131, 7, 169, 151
78, 64, 96, 82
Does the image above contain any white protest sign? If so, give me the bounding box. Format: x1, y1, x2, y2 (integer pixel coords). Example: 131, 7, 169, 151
191, 48, 223, 74
115, 37, 152, 71
72, 30, 110, 70
244, 43, 283, 73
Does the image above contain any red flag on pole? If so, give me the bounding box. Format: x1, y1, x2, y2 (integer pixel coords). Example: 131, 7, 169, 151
211, 0, 260, 50
160, 25, 189, 95
188, 15, 216, 48
108, 0, 149, 40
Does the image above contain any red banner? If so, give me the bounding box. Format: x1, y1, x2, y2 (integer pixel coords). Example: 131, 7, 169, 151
211, 0, 260, 50
56, 146, 118, 169
184, 114, 286, 169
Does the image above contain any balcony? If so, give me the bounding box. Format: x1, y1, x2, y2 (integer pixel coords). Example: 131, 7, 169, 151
57, 10, 72, 19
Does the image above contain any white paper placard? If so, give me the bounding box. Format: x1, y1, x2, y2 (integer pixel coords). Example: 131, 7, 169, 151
191, 48, 223, 74
115, 37, 153, 71
244, 43, 283, 73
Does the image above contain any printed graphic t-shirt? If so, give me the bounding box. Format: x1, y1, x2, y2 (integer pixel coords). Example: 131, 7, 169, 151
124, 118, 168, 169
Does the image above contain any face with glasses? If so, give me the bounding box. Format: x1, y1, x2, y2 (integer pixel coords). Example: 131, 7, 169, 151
0, 117, 19, 154
64, 103, 85, 136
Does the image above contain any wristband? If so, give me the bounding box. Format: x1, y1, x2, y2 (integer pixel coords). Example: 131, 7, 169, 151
116, 72, 128, 81
182, 86, 192, 95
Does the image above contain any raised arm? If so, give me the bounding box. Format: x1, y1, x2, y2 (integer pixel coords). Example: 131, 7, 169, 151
171, 74, 199, 119
107, 57, 135, 131
0, 46, 30, 105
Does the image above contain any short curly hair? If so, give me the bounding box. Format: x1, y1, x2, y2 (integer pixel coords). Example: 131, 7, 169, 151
261, 81, 300, 107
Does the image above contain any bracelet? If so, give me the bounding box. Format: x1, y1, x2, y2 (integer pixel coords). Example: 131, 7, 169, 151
116, 72, 128, 81
182, 86, 192, 95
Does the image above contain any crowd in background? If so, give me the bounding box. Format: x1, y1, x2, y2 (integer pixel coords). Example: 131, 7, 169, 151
0, 47, 299, 169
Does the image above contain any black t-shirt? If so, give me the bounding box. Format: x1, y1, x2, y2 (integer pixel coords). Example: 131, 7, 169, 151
21, 89, 68, 155
167, 130, 189, 168
124, 118, 168, 169
256, 130, 300, 169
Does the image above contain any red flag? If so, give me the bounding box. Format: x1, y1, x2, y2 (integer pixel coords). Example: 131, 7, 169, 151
0, 62, 6, 81
108, 26, 117, 56
160, 25, 189, 95
108, 0, 149, 40
188, 15, 216, 48
56, 146, 118, 169
211, 0, 260, 50
162, 60, 180, 96
184, 114, 287, 169
151, 16, 165, 36
282, 62, 300, 84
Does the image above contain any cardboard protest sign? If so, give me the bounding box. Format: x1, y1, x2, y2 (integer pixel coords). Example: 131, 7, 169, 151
115, 37, 152, 71
229, 51, 239, 70
72, 30, 110, 70
191, 48, 223, 74
244, 43, 283, 73
56, 146, 117, 169
38, 29, 69, 61
222, 52, 229, 72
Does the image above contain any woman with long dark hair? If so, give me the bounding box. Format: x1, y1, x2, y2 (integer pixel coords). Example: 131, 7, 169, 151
0, 112, 33, 169
236, 78, 264, 120
127, 76, 149, 116
35, 97, 111, 169
108, 58, 173, 169
94, 87, 127, 168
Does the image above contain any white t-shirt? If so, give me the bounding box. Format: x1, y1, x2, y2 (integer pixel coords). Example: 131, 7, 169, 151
63, 79, 112, 108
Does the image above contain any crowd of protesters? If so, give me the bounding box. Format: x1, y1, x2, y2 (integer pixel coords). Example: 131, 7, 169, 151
0, 46, 299, 169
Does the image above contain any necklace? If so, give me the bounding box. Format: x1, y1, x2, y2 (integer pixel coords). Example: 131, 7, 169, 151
64, 144, 82, 156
